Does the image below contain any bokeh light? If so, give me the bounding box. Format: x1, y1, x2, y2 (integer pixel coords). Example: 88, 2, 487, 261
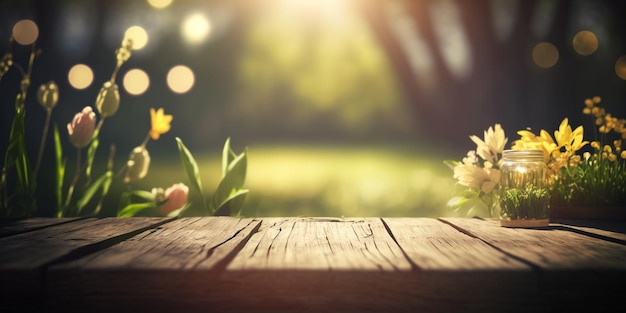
68, 64, 94, 90
147, 0, 172, 9
572, 30, 598, 56
532, 42, 559, 68
124, 26, 148, 50
181, 13, 211, 44
615, 56, 626, 80
167, 65, 195, 94
12, 19, 39, 45
123, 68, 150, 95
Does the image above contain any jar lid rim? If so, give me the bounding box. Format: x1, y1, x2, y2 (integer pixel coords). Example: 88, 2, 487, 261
502, 149, 544, 156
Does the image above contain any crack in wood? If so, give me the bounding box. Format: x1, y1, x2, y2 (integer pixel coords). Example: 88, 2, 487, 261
0, 217, 90, 238
323, 226, 334, 254
200, 219, 263, 272
552, 225, 626, 246
269, 227, 282, 258
37, 218, 177, 304
437, 218, 544, 274
379, 218, 421, 271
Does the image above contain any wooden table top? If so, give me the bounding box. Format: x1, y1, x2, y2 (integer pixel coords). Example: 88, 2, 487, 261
1, 216, 625, 312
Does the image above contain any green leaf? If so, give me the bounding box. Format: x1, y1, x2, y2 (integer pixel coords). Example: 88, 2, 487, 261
118, 190, 155, 214
166, 202, 192, 218
221, 137, 237, 177
85, 130, 100, 180
214, 189, 248, 216
53, 124, 66, 217
76, 170, 113, 214
447, 196, 470, 209
4, 106, 36, 215
175, 137, 208, 213
117, 202, 157, 218
210, 149, 247, 213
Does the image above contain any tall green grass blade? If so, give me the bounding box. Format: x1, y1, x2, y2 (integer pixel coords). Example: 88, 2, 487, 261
76, 170, 112, 214
53, 124, 65, 217
85, 129, 100, 180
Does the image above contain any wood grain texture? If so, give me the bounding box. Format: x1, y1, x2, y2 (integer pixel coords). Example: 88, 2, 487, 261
440, 217, 626, 310
1, 217, 625, 313
439, 217, 626, 269
0, 217, 172, 310
551, 218, 626, 244
229, 217, 411, 270
217, 218, 538, 313
46, 217, 261, 312
0, 217, 83, 238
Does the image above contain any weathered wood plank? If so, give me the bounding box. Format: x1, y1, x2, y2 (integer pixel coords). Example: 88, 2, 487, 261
440, 217, 626, 310
440, 217, 626, 269
229, 217, 411, 270
0, 217, 84, 238
551, 219, 626, 244
382, 218, 530, 270
213, 218, 538, 313
2, 217, 625, 312
0, 217, 172, 311
46, 217, 261, 312
48, 217, 260, 270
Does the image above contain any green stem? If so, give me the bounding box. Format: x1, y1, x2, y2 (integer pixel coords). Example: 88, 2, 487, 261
63, 148, 82, 216
34, 109, 52, 176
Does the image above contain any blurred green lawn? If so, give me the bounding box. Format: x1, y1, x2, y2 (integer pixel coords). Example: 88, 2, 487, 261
135, 145, 464, 218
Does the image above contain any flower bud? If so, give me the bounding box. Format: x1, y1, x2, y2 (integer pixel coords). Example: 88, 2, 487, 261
116, 37, 133, 65
124, 146, 151, 183
67, 106, 96, 149
0, 53, 13, 77
157, 183, 189, 215
37, 81, 59, 110
95, 81, 120, 118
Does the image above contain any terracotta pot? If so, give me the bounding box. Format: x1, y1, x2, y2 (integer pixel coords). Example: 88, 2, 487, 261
550, 205, 626, 220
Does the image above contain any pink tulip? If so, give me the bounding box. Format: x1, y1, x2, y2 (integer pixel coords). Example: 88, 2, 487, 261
67, 106, 96, 149
159, 183, 189, 215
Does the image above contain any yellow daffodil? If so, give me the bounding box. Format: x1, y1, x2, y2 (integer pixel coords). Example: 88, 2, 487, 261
149, 107, 173, 140
553, 118, 588, 154
512, 129, 556, 163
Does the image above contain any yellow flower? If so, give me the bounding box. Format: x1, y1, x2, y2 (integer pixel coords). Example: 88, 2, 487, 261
512, 129, 556, 163
553, 118, 588, 154
621, 151, 626, 159
149, 108, 173, 140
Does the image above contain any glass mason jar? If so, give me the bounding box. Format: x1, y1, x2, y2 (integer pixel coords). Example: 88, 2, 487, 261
499, 149, 550, 227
